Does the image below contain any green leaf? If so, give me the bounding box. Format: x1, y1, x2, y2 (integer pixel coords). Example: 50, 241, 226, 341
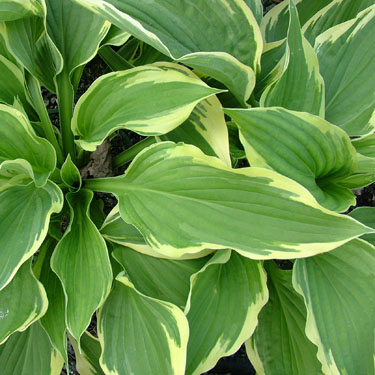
70, 332, 104, 375
51, 189, 112, 344
100, 25, 130, 47
293, 239, 375, 375
101, 205, 213, 260
44, 0, 110, 77
0, 322, 64, 375
113, 245, 208, 309
156, 63, 231, 167
98, 273, 189, 374
1, 4, 63, 92
349, 207, 375, 245
72, 64, 223, 151
85, 142, 371, 260
60, 154, 82, 191
247, 261, 322, 375
0, 55, 36, 117
36, 237, 68, 364
260, 0, 325, 116
244, 0, 263, 24
225, 107, 357, 212
0, 180, 63, 290
0, 104, 56, 186
73, 0, 262, 103
315, 6, 375, 136
303, 0, 374, 45
352, 134, 375, 158
185, 251, 268, 375
261, 0, 331, 43
0, 0, 43, 21
0, 259, 47, 344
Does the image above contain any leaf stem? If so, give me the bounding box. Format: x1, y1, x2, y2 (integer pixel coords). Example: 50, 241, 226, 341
56, 70, 76, 162
113, 137, 156, 167
26, 73, 64, 165
99, 45, 135, 71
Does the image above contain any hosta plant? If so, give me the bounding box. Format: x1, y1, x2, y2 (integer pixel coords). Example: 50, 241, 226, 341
0, 0, 374, 374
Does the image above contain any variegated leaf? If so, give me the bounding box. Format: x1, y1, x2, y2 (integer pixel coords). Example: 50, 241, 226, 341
0, 180, 63, 290
0, 0, 43, 21
315, 6, 375, 136
72, 64, 223, 151
185, 251, 268, 375
0, 260, 47, 344
293, 239, 375, 375
246, 261, 322, 375
85, 142, 371, 260
72, 0, 262, 103
260, 0, 325, 116
225, 107, 357, 212
98, 273, 189, 374
0, 322, 64, 375
51, 189, 112, 344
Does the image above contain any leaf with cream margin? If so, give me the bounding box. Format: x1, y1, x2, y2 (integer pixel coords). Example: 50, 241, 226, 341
0, 180, 63, 291
44, 0, 110, 78
0, 0, 43, 21
261, 0, 331, 43
72, 0, 262, 103
225, 107, 357, 212
0, 1, 63, 93
246, 261, 322, 375
60, 154, 82, 191
0, 260, 47, 344
51, 189, 112, 344
260, 0, 325, 116
293, 239, 375, 375
0, 322, 64, 375
113, 245, 208, 309
315, 6, 375, 136
349, 207, 375, 246
303, 0, 374, 45
98, 272, 189, 375
0, 104, 56, 186
70, 332, 104, 375
34, 237, 68, 364
101, 205, 213, 260
352, 134, 375, 158
156, 63, 231, 167
72, 64, 223, 151
244, 0, 263, 24
85, 142, 372, 260
0, 55, 36, 117
185, 251, 268, 375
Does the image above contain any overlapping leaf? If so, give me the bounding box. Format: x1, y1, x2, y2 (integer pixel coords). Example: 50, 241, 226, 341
156, 63, 231, 167
98, 273, 189, 374
315, 6, 375, 136
0, 104, 56, 186
51, 189, 112, 344
349, 207, 375, 246
0, 260, 47, 344
303, 0, 374, 44
86, 142, 371, 259
293, 239, 375, 375
261, 0, 331, 43
35, 237, 67, 363
185, 251, 268, 375
72, 65, 223, 151
260, 1, 325, 116
113, 245, 208, 309
0, 180, 63, 291
0, 0, 43, 21
247, 261, 322, 375
225, 107, 357, 211
0, 322, 64, 375
72, 0, 262, 103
